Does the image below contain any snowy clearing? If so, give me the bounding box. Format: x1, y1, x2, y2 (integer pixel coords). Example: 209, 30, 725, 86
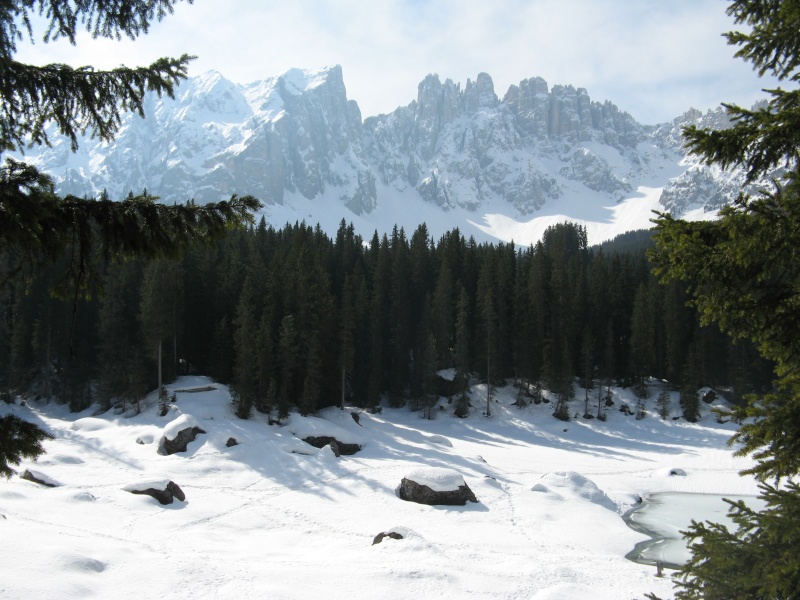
0, 376, 757, 599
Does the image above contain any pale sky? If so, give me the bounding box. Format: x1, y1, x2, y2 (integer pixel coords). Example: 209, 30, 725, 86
14, 0, 781, 125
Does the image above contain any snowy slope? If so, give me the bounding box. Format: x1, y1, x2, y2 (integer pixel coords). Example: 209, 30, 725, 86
0, 376, 758, 599
10, 66, 762, 246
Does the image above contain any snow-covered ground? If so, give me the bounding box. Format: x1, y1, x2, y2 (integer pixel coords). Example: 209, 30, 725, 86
0, 376, 757, 599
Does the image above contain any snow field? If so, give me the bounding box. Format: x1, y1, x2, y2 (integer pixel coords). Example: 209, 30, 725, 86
0, 376, 757, 599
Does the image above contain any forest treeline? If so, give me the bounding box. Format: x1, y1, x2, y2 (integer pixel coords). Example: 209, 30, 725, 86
0, 219, 774, 419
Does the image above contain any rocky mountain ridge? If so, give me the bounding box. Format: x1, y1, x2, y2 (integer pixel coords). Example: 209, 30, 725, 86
12, 65, 764, 243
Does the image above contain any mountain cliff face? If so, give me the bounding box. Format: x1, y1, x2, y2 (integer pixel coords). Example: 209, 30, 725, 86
13, 65, 764, 243
364, 72, 649, 214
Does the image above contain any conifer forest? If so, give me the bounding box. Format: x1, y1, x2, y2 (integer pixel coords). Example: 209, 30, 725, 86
0, 218, 773, 420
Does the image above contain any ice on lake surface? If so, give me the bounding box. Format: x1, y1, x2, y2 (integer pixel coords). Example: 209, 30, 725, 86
624, 492, 765, 568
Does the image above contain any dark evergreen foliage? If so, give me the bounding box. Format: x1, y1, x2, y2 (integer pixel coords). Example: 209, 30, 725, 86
1, 219, 774, 421
679, 384, 701, 423
0, 414, 53, 478
0, 0, 259, 475
0, 1, 260, 300
672, 481, 800, 600
0, 1, 195, 152
649, 1, 800, 598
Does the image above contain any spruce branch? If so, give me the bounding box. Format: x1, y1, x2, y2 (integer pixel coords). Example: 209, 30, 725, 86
0, 1, 194, 57
0, 54, 195, 151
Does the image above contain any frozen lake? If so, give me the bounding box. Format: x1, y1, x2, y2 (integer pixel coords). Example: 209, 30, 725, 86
624, 492, 765, 568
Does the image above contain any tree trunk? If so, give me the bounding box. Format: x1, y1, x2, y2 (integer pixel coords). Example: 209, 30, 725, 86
486, 328, 491, 417
340, 362, 345, 409
157, 339, 163, 392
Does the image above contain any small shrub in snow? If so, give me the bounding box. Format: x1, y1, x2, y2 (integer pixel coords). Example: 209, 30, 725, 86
454, 392, 470, 418
158, 386, 169, 417
656, 390, 671, 420
635, 396, 647, 420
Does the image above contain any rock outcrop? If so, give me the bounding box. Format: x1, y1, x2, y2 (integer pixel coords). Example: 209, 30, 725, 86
126, 480, 186, 505
158, 415, 206, 455
302, 436, 362, 456
372, 531, 404, 545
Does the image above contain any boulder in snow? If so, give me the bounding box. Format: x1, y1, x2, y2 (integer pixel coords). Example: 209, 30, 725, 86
397, 467, 478, 506
372, 531, 404, 545
70, 417, 110, 432
303, 436, 361, 456
534, 471, 617, 512
124, 479, 186, 505
427, 435, 453, 447
20, 469, 61, 488
225, 437, 238, 448
286, 414, 364, 456
702, 389, 717, 404
157, 414, 206, 455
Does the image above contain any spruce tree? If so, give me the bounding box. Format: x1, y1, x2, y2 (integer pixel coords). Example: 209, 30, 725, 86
650, 2, 800, 597
299, 331, 321, 416
477, 257, 498, 416
453, 285, 471, 418
277, 315, 298, 421
679, 384, 700, 424
422, 331, 438, 420
656, 387, 671, 420
580, 331, 594, 418
338, 275, 355, 409
0, 414, 53, 478
96, 261, 142, 411
139, 259, 182, 395
431, 260, 454, 367
231, 276, 259, 419
255, 314, 274, 415
629, 281, 656, 393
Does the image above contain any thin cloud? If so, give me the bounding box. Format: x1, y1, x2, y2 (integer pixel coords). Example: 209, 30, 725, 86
13, 0, 781, 124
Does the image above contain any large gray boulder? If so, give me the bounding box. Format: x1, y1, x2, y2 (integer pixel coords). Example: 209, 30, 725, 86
397, 467, 478, 506
158, 414, 206, 455
159, 426, 205, 455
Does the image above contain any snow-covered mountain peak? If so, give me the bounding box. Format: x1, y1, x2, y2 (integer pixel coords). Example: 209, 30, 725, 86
172, 71, 252, 123
465, 72, 498, 110
280, 64, 345, 95
11, 66, 766, 244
